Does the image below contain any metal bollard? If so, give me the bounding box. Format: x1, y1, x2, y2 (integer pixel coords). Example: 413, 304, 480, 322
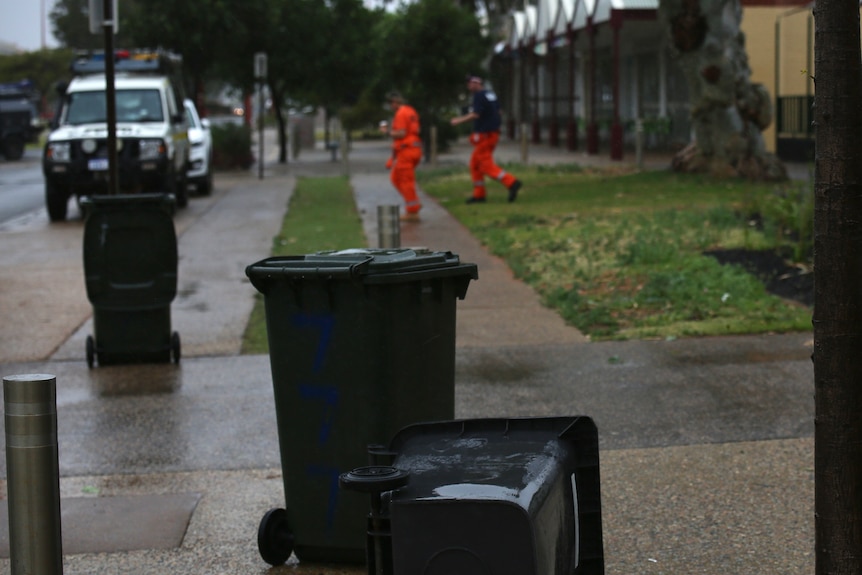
4, 374, 63, 575
377, 205, 401, 248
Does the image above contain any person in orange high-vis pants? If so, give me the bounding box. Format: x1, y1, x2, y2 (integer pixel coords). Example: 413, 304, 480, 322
451, 75, 522, 204
382, 91, 422, 222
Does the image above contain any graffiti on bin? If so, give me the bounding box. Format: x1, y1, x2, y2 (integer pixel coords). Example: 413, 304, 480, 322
306, 463, 342, 530
291, 312, 335, 373
298, 383, 339, 444
292, 311, 343, 534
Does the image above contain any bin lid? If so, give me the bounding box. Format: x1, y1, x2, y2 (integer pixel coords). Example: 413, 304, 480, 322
385, 417, 597, 506
81, 193, 176, 216
246, 248, 478, 287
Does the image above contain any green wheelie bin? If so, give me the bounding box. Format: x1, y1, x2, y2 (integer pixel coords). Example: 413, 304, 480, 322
82, 193, 180, 367
246, 248, 477, 566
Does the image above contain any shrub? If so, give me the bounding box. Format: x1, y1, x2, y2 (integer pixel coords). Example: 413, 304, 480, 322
211, 122, 254, 170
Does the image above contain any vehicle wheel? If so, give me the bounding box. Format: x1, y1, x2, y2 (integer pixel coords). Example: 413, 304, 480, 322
45, 181, 69, 222
198, 171, 212, 196
174, 163, 189, 208
163, 167, 188, 209
3, 135, 25, 160
257, 508, 294, 566
170, 331, 181, 364
86, 335, 96, 368
174, 171, 188, 208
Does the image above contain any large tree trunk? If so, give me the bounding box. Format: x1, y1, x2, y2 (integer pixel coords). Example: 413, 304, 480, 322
658, 0, 787, 181
812, 0, 862, 572
269, 85, 289, 164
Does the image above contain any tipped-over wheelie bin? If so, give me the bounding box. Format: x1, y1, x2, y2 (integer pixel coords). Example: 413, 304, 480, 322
341, 416, 605, 575
82, 193, 180, 367
246, 248, 477, 566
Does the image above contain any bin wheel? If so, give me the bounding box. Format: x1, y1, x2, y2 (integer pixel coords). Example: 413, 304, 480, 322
171, 331, 181, 364
86, 335, 96, 368
257, 507, 294, 566
339, 466, 410, 494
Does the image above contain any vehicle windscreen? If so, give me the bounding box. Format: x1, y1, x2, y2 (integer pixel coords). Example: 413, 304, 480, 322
65, 89, 164, 125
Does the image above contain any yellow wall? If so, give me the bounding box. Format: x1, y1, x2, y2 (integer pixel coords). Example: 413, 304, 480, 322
741, 5, 814, 152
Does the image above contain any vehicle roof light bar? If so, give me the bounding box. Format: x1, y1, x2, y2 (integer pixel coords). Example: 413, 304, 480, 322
71, 49, 182, 76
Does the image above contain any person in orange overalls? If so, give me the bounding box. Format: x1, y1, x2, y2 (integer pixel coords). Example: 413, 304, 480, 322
450, 75, 521, 204
381, 91, 422, 222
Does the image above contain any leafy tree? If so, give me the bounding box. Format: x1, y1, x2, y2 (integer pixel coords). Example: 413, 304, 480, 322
0, 50, 75, 117
381, 0, 488, 151
206, 0, 384, 163
266, 0, 330, 161
811, 0, 862, 572
122, 0, 231, 109
312, 0, 383, 145
49, 0, 139, 50
201, 0, 322, 163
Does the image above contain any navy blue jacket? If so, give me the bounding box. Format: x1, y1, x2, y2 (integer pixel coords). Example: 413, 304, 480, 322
471, 89, 502, 133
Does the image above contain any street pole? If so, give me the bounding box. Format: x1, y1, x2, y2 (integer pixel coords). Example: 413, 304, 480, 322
254, 53, 267, 181
103, 0, 118, 195
258, 81, 264, 180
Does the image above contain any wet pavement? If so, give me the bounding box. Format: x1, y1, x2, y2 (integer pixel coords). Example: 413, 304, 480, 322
0, 133, 815, 574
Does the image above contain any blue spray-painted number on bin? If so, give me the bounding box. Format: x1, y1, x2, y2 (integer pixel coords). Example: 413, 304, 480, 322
307, 464, 342, 533
291, 313, 335, 373
299, 384, 339, 444
292, 313, 338, 444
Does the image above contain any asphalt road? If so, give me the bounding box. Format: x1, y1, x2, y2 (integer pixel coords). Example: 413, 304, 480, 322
0, 149, 45, 223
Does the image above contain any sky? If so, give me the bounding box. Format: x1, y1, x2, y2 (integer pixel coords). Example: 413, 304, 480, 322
0, 0, 60, 52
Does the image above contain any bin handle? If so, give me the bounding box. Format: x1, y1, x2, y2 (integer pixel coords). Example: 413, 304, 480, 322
246, 256, 375, 281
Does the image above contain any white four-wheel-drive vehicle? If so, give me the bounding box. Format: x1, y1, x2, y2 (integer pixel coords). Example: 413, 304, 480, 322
42, 50, 190, 221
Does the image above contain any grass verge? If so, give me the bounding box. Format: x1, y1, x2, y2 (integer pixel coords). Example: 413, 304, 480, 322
418, 164, 813, 341
241, 176, 367, 354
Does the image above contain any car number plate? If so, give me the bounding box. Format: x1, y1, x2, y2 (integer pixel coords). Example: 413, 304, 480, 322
88, 158, 109, 171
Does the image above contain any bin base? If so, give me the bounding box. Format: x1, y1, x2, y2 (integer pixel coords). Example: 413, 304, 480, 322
294, 545, 366, 565
89, 307, 179, 366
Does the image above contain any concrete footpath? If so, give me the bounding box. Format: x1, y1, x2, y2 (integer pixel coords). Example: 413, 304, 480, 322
0, 134, 814, 574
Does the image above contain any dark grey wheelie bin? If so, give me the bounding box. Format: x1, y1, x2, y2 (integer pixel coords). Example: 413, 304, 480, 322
341, 416, 605, 575
82, 193, 180, 367
246, 248, 477, 566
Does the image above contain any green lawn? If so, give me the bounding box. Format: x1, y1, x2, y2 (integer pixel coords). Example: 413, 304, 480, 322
241, 165, 814, 352
418, 164, 813, 340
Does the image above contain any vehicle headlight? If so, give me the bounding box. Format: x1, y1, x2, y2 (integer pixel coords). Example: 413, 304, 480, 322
81, 139, 98, 154
139, 139, 166, 160
46, 142, 71, 162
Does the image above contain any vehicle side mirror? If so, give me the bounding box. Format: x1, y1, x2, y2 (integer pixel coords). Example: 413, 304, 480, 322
201, 118, 211, 130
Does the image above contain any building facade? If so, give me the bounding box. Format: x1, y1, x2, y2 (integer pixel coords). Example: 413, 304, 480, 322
493, 0, 815, 161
